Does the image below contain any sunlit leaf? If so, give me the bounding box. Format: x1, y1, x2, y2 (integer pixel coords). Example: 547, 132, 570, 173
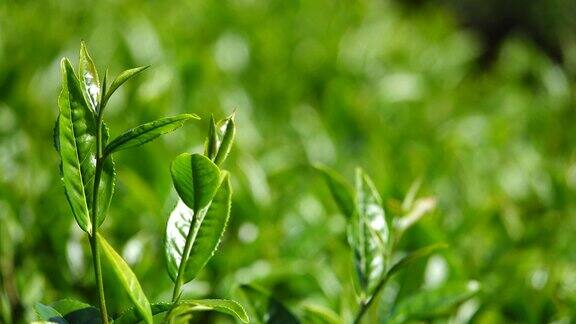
386, 281, 481, 323
57, 58, 98, 234
395, 197, 437, 233
237, 284, 300, 324
351, 168, 389, 296
103, 114, 199, 156
314, 164, 354, 218
103, 66, 149, 106
79, 42, 100, 113
165, 169, 231, 283
98, 234, 152, 324
213, 114, 235, 166
170, 153, 221, 211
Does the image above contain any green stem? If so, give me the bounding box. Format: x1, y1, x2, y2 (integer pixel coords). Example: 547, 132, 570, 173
353, 274, 390, 324
170, 219, 197, 302
90, 112, 109, 324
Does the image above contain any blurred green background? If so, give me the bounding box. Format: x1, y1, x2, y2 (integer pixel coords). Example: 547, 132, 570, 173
1, 0, 576, 322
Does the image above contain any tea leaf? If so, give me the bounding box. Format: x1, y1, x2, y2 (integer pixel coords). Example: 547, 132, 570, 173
51, 299, 100, 324
103, 66, 149, 107
57, 58, 98, 234
204, 115, 218, 160
98, 233, 152, 324
237, 284, 300, 324
165, 168, 231, 283
314, 164, 354, 218
351, 168, 389, 296
170, 153, 221, 212
94, 123, 115, 226
213, 114, 235, 166
301, 304, 341, 324
34, 303, 66, 323
79, 42, 100, 113
386, 281, 481, 323
103, 114, 198, 156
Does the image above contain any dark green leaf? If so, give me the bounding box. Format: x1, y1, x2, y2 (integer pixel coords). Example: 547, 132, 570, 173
95, 124, 115, 226
387, 281, 481, 323
351, 168, 389, 296
204, 115, 218, 160
51, 299, 100, 324
34, 303, 67, 324
103, 114, 198, 156
103, 66, 149, 106
57, 58, 98, 234
386, 243, 448, 278
165, 170, 231, 283
98, 233, 152, 324
79, 42, 100, 113
314, 164, 354, 218
237, 284, 300, 324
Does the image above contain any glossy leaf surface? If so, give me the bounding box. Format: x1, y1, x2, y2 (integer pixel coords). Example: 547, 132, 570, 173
314, 164, 354, 218
78, 42, 100, 113
103, 66, 149, 106
351, 168, 389, 296
165, 170, 231, 283
98, 234, 152, 324
57, 58, 97, 234
170, 153, 221, 212
104, 114, 198, 156
237, 284, 300, 324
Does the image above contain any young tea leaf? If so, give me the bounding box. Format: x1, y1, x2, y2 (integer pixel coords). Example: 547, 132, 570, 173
165, 171, 231, 283
57, 58, 98, 234
351, 168, 389, 296
98, 234, 152, 324
95, 124, 115, 226
301, 304, 342, 324
314, 164, 355, 218
213, 114, 235, 166
103, 66, 149, 107
170, 153, 221, 212
174, 299, 248, 323
34, 303, 66, 324
204, 115, 218, 160
79, 42, 100, 113
103, 114, 199, 156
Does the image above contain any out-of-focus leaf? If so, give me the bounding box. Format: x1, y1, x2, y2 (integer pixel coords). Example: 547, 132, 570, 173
103, 114, 198, 156
351, 168, 389, 296
301, 304, 341, 324
386, 281, 481, 323
103, 66, 149, 106
165, 170, 231, 283
98, 234, 152, 324
395, 197, 437, 233
57, 58, 97, 234
79, 42, 100, 113
386, 243, 448, 279
114, 303, 173, 324
51, 299, 100, 324
34, 303, 67, 324
237, 284, 300, 324
314, 165, 354, 218
170, 153, 221, 212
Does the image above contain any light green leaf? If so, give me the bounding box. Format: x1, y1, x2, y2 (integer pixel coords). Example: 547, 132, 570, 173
79, 42, 100, 113
170, 153, 221, 212
351, 168, 389, 296
51, 299, 100, 324
301, 304, 342, 324
98, 234, 152, 324
165, 171, 231, 283
387, 281, 481, 323
314, 164, 354, 218
103, 66, 149, 107
34, 303, 67, 324
386, 243, 448, 278
103, 114, 198, 156
237, 284, 300, 324
204, 115, 218, 160
57, 58, 98, 234
213, 114, 236, 166
95, 124, 115, 226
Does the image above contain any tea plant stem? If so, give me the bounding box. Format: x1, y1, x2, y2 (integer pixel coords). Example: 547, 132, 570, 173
89, 115, 110, 324
353, 274, 390, 324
